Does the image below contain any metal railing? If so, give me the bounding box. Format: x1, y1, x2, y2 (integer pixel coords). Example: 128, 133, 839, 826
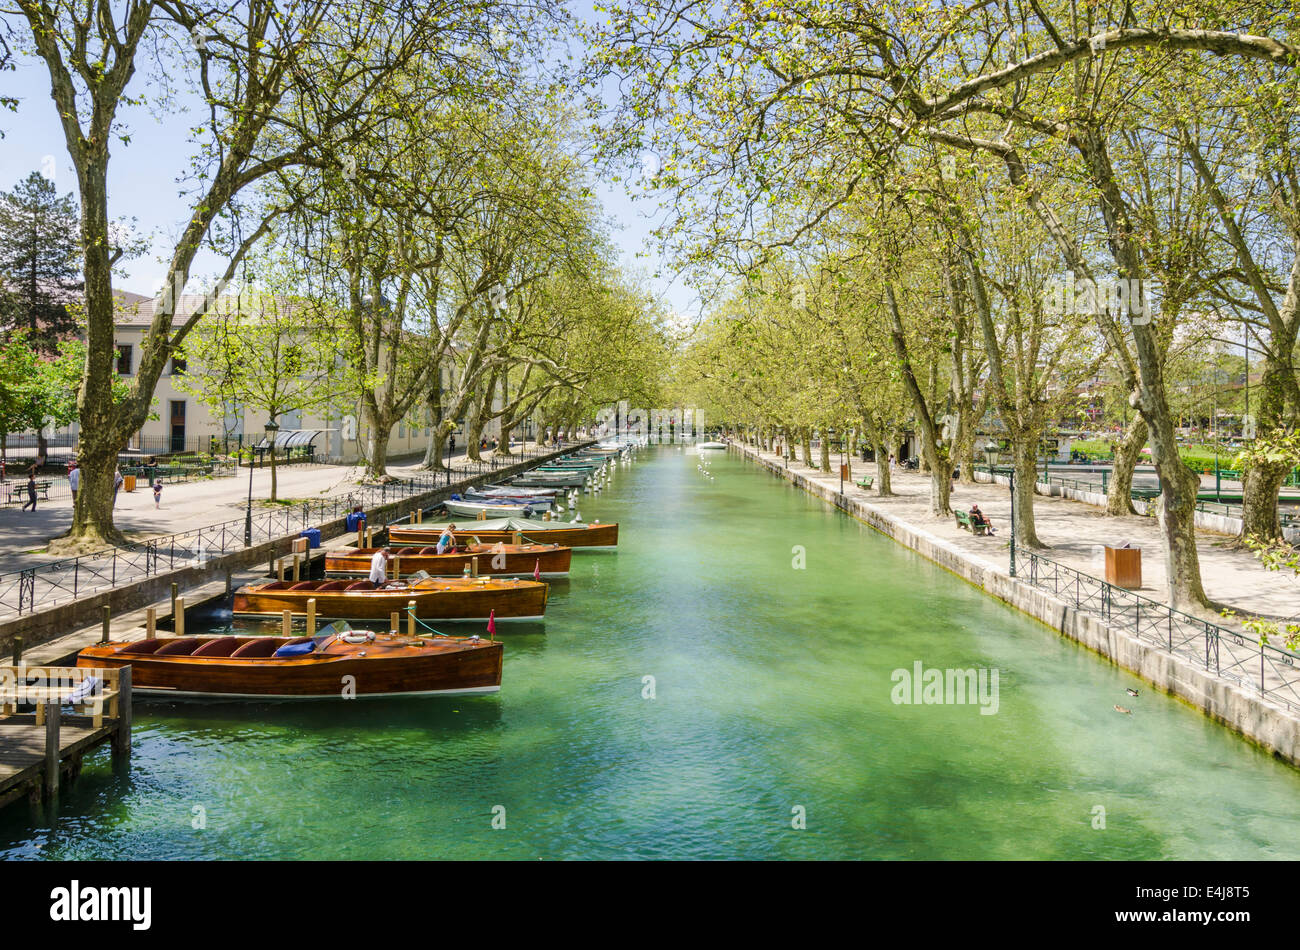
0, 440, 586, 620
1022, 550, 1300, 712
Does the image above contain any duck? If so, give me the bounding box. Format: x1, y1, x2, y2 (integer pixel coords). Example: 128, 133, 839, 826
1114, 704, 1132, 715
1126, 688, 1139, 697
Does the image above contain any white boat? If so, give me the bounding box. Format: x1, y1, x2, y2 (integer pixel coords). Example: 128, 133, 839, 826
698, 441, 728, 450
443, 499, 530, 518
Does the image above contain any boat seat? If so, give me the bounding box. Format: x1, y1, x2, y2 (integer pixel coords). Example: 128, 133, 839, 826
192, 636, 240, 657
231, 638, 284, 658
261, 581, 290, 591
397, 547, 421, 556
288, 581, 317, 591
420, 547, 439, 555
316, 581, 349, 591
118, 639, 165, 655
345, 581, 376, 591
155, 638, 201, 656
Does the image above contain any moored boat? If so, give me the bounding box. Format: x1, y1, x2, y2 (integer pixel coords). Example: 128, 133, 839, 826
388, 517, 619, 548
326, 542, 572, 577
76, 628, 502, 699
232, 575, 548, 621
443, 499, 531, 518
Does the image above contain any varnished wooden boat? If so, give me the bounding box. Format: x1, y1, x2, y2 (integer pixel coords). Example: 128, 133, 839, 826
232, 576, 548, 621
388, 518, 619, 548
326, 543, 572, 577
77, 631, 502, 699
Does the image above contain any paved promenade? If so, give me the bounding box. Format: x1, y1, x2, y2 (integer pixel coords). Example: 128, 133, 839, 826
751, 447, 1300, 630
0, 444, 548, 574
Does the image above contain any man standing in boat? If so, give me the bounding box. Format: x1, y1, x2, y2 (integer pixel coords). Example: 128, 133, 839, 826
369, 549, 391, 585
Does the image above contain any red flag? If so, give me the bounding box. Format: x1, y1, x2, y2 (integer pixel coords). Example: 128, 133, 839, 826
487, 609, 496, 639
533, 559, 541, 581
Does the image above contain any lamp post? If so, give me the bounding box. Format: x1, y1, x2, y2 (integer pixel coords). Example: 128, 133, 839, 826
244, 419, 279, 547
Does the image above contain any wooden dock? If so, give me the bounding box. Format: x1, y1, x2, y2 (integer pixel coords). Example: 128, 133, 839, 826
0, 665, 131, 809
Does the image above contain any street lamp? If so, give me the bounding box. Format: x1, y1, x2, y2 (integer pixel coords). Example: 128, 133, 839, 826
244, 419, 280, 547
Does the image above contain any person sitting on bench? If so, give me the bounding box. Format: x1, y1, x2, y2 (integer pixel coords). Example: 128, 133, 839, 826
969, 504, 996, 535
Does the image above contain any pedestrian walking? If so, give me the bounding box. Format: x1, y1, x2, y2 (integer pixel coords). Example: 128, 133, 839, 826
113, 467, 124, 507
68, 461, 80, 505
21, 471, 37, 512
152, 480, 163, 508
448, 434, 456, 455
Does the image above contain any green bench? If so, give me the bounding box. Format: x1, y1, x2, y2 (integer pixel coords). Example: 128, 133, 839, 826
855, 476, 874, 490
954, 509, 992, 536
6, 480, 51, 504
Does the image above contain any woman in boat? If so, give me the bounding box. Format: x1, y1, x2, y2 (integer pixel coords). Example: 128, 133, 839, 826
436, 523, 457, 555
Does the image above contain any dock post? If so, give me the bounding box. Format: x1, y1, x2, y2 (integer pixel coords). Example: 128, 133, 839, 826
389, 611, 399, 633
307, 598, 317, 638
471, 556, 479, 577
407, 600, 416, 637
282, 610, 293, 638
175, 597, 185, 637
512, 531, 522, 545
292, 553, 301, 581
112, 666, 132, 765
146, 607, 156, 639
171, 582, 179, 618
393, 556, 401, 580
44, 701, 60, 801
277, 558, 286, 582
101, 605, 111, 644
11, 636, 21, 666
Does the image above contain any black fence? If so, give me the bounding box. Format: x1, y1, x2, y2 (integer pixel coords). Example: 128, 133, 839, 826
1022, 550, 1300, 712
0, 440, 587, 620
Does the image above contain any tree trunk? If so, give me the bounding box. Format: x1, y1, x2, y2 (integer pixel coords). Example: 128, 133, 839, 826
365, 418, 391, 481
1107, 412, 1147, 516
1240, 355, 1289, 540
1011, 435, 1045, 548
819, 433, 831, 473
801, 428, 813, 467
269, 445, 279, 502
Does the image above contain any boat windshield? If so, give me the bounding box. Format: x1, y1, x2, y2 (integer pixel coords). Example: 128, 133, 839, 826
407, 570, 432, 582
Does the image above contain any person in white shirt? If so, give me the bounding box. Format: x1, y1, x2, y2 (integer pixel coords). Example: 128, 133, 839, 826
369, 549, 389, 585
68, 464, 80, 503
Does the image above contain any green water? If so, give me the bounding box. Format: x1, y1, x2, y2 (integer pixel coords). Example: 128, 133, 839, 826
4, 445, 1300, 859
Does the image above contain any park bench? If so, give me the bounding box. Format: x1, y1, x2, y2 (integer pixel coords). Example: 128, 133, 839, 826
855, 476, 874, 490
954, 509, 992, 536
6, 480, 51, 504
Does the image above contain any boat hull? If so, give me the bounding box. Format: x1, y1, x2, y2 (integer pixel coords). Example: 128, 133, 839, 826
388, 522, 619, 548
232, 577, 548, 621
77, 635, 503, 699
326, 544, 571, 577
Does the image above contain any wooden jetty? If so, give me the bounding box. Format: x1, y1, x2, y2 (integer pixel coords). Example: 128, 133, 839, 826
0, 665, 132, 808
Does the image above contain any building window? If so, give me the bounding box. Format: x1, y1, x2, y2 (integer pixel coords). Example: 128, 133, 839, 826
170, 356, 187, 376
115, 344, 133, 376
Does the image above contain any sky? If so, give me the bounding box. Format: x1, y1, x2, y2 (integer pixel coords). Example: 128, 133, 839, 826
0, 10, 703, 326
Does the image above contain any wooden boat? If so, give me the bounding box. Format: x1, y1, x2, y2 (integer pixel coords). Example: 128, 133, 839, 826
326, 542, 572, 578
510, 472, 590, 488
76, 628, 502, 699
460, 492, 556, 512
476, 484, 562, 498
232, 575, 548, 621
389, 517, 619, 548
444, 499, 531, 518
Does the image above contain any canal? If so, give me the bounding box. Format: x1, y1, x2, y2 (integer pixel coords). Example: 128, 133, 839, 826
4, 444, 1300, 859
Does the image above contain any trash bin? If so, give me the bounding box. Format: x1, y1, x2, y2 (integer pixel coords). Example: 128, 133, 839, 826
1104, 542, 1142, 589
840, 462, 851, 481
123, 474, 137, 492
300, 528, 321, 549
